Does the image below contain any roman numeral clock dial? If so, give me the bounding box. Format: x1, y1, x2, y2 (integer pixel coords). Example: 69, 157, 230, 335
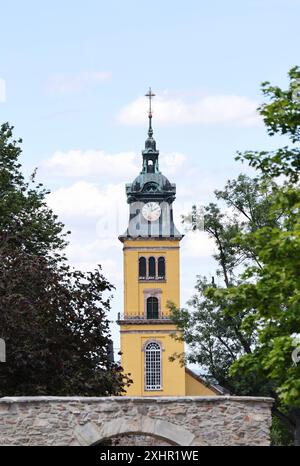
142, 202, 161, 222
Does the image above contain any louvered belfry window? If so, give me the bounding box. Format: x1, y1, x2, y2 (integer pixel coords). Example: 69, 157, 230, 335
148, 256, 156, 279
139, 257, 146, 279
145, 342, 162, 390
138, 256, 166, 280
158, 256, 165, 279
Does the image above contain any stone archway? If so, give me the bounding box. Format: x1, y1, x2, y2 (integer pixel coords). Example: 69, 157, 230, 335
74, 416, 200, 446
0, 396, 273, 446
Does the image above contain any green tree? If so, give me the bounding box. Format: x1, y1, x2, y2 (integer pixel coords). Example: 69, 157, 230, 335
172, 67, 300, 444
226, 67, 300, 444
170, 175, 280, 397
0, 123, 68, 255
0, 123, 131, 395
237, 66, 300, 182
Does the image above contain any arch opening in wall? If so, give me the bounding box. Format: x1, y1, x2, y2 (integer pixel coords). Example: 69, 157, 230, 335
80, 415, 199, 446
148, 257, 156, 279
157, 256, 165, 279
139, 257, 146, 280
146, 297, 159, 319
94, 432, 176, 446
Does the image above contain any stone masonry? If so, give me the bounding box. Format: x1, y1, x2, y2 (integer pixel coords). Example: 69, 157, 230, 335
0, 396, 273, 446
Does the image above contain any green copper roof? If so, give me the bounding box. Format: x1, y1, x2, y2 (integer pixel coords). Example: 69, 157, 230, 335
118, 88, 183, 241
124, 88, 177, 203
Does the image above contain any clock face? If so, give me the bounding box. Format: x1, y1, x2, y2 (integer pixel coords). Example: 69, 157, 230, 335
142, 202, 161, 222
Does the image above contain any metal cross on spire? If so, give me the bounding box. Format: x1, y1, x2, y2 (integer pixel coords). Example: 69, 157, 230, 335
145, 87, 156, 117
145, 87, 155, 137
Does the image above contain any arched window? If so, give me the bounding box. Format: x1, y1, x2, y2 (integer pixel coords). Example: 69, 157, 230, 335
158, 257, 165, 279
147, 297, 159, 319
148, 257, 156, 279
147, 159, 154, 173
139, 257, 146, 279
145, 342, 162, 390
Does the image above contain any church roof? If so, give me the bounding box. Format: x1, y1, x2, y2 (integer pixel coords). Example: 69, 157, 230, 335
126, 172, 176, 201
125, 88, 176, 204
185, 368, 224, 395
119, 88, 183, 241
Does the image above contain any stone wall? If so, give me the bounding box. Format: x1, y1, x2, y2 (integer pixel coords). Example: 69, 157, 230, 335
0, 396, 273, 446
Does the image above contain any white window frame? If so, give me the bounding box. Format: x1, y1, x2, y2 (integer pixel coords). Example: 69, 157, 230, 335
144, 341, 162, 391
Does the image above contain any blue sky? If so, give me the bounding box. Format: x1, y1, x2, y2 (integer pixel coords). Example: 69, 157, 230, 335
0, 0, 298, 354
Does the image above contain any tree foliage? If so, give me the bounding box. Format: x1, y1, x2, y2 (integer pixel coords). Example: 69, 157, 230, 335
171, 175, 279, 396
0, 123, 131, 396
236, 66, 300, 182
171, 67, 300, 444
0, 123, 68, 254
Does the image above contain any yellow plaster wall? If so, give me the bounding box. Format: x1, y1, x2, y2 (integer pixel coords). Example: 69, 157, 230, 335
185, 370, 218, 396
123, 239, 180, 316
120, 325, 185, 396
120, 238, 186, 396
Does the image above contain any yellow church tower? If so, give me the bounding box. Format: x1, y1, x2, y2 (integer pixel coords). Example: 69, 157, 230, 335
118, 88, 219, 397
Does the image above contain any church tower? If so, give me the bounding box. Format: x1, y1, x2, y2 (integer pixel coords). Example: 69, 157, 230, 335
118, 89, 220, 397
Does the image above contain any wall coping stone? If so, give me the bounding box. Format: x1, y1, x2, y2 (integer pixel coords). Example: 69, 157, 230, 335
0, 396, 274, 404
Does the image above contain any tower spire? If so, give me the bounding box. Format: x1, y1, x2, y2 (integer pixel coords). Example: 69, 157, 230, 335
145, 87, 156, 137
142, 87, 159, 174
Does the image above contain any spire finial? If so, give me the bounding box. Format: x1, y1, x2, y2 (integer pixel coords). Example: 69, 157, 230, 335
145, 87, 156, 137
142, 87, 159, 174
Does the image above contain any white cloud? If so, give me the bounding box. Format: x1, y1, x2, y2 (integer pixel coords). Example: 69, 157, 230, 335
48, 71, 111, 93
43, 148, 188, 256
160, 152, 186, 175
183, 231, 216, 258
43, 150, 139, 180
0, 79, 6, 103
117, 93, 261, 127
42, 149, 186, 180
65, 240, 122, 280
47, 181, 125, 219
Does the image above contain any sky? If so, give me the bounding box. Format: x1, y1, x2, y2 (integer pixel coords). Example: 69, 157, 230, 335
0, 0, 298, 357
